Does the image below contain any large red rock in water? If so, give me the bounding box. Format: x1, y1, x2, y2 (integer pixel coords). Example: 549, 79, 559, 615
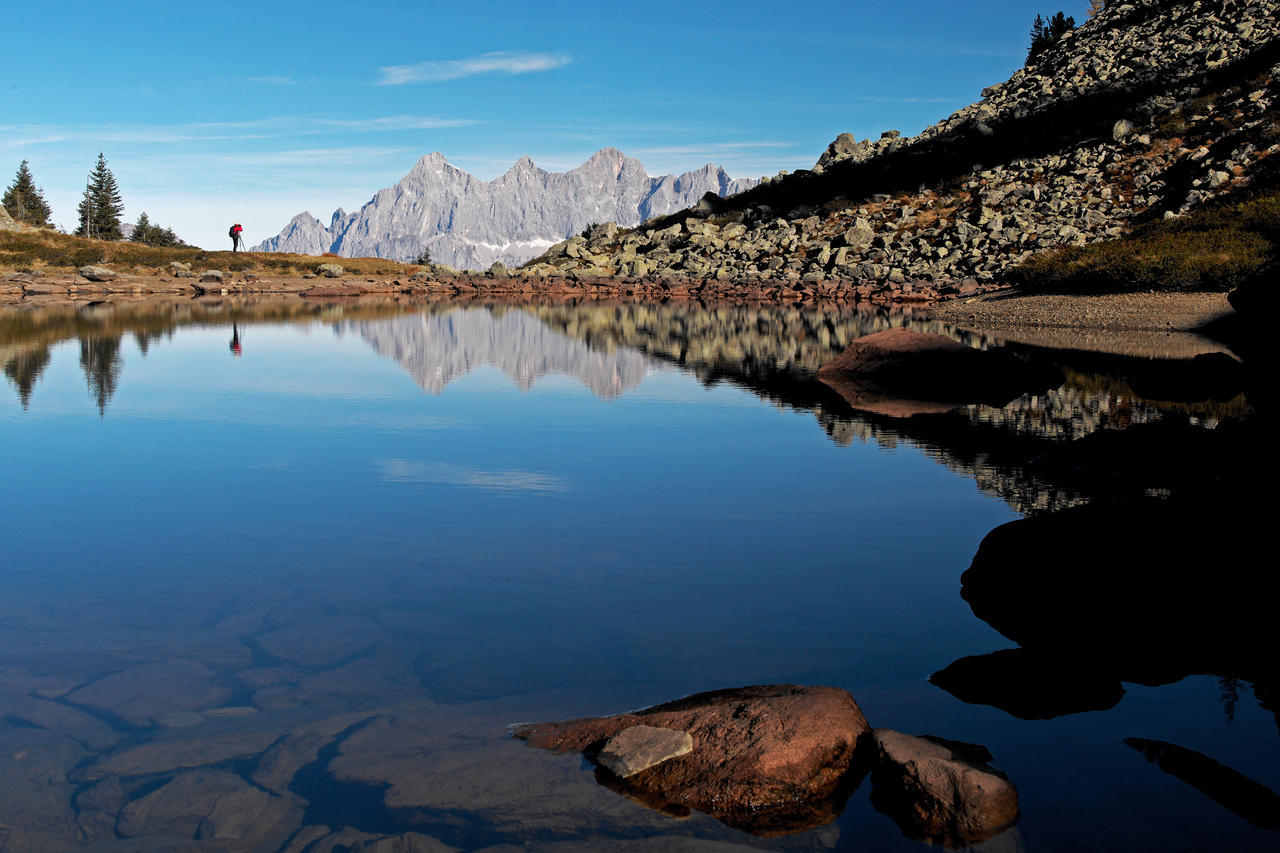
870, 729, 1019, 846
513, 684, 871, 835
816, 327, 1060, 416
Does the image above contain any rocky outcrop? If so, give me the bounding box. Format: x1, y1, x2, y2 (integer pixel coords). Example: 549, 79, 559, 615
513, 684, 870, 835
525, 0, 1280, 300
869, 730, 1019, 847
254, 149, 760, 270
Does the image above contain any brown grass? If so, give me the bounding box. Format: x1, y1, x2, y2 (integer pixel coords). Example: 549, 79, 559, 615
0, 229, 409, 277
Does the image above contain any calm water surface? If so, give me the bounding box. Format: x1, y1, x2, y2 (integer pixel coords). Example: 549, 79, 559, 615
0, 297, 1273, 852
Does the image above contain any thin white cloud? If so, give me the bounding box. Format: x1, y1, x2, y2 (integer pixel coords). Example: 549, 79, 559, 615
378, 51, 571, 85
377, 459, 567, 493
245, 76, 301, 85
0, 115, 478, 147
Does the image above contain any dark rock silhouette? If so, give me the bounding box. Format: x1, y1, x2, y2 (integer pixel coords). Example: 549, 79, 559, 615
930, 648, 1125, 720
960, 496, 1274, 684
945, 490, 1279, 732
1126, 738, 1280, 831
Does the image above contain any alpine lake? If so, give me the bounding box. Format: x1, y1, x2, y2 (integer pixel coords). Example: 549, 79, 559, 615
0, 294, 1275, 852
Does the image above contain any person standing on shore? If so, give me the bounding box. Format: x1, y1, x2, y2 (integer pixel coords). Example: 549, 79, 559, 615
229, 222, 243, 251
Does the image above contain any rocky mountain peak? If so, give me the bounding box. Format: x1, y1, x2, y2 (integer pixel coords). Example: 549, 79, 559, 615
255, 148, 762, 270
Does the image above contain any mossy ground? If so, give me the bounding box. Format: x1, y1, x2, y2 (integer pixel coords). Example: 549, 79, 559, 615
1009, 184, 1280, 293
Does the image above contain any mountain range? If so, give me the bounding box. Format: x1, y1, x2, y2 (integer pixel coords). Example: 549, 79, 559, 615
254, 149, 760, 271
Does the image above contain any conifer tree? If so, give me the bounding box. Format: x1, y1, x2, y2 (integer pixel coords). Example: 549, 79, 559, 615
3, 160, 53, 227
132, 211, 153, 243
76, 153, 124, 240
1026, 10, 1076, 66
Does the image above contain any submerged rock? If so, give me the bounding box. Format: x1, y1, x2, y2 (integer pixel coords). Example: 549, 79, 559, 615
869, 729, 1019, 847
514, 684, 870, 835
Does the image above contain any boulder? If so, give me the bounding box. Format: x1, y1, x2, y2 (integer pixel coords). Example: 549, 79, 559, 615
870, 730, 1019, 846
198, 270, 224, 284
514, 684, 870, 834
815, 132, 859, 168
317, 263, 344, 278
78, 265, 118, 282
816, 328, 1061, 415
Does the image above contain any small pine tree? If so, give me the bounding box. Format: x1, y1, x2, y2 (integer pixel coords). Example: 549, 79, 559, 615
75, 184, 96, 239
1049, 11, 1076, 39
132, 211, 153, 243
413, 247, 432, 265
76, 153, 124, 241
3, 160, 53, 227
1026, 11, 1075, 66
1087, 0, 1108, 18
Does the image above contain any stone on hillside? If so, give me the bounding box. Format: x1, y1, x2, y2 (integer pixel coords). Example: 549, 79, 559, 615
870, 729, 1019, 847
78, 265, 118, 282
515, 684, 869, 834
597, 725, 694, 778
834, 223, 874, 250
0, 205, 20, 231
198, 270, 224, 284
317, 263, 344, 278
586, 221, 620, 241
1113, 119, 1135, 141
168, 261, 191, 272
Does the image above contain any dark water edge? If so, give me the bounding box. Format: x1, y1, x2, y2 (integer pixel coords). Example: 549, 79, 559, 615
0, 295, 1275, 852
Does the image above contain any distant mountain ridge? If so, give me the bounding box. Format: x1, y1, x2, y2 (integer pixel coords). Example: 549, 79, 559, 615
254, 149, 760, 270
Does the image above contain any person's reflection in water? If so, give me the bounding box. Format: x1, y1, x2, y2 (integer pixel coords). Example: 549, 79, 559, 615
230, 323, 242, 357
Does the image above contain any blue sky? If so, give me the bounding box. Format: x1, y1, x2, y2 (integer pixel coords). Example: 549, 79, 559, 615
3, 1, 1091, 249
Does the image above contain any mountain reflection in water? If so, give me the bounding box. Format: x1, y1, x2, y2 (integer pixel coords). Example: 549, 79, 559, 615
0, 295, 1273, 852
0, 297, 1252, 518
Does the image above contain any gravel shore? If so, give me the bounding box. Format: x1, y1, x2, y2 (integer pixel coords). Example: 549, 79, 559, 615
929, 291, 1237, 359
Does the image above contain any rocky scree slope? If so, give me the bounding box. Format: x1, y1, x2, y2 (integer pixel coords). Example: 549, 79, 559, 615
525, 0, 1280, 300
254, 149, 758, 271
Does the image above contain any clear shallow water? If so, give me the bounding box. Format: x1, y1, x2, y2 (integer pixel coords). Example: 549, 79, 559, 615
0, 297, 1274, 852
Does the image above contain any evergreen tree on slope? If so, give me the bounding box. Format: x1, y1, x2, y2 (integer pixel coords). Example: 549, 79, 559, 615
75, 153, 124, 240
3, 160, 53, 227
